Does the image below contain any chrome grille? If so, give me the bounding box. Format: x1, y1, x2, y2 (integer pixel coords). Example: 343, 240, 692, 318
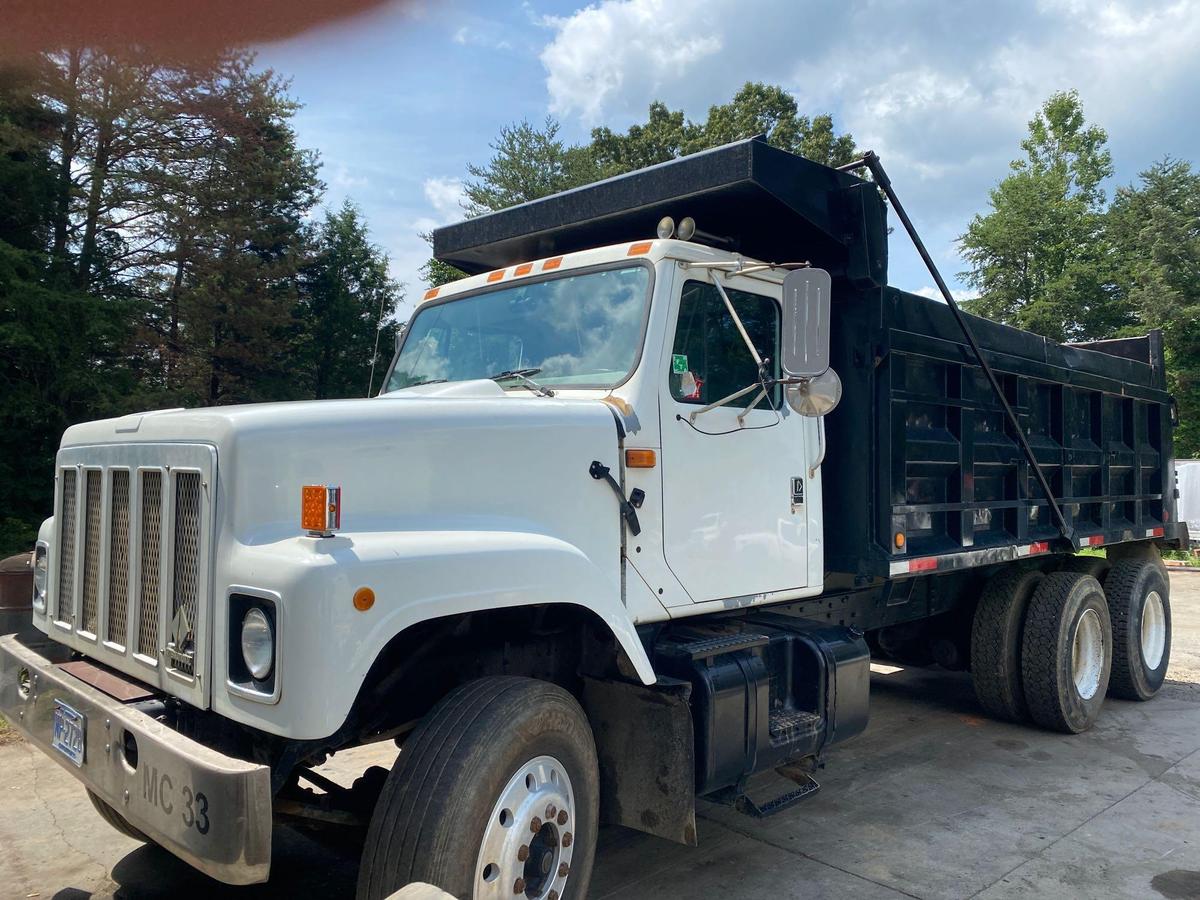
138, 470, 163, 657
168, 472, 202, 676
52, 444, 214, 707
58, 469, 77, 622
80, 470, 102, 634
107, 469, 131, 646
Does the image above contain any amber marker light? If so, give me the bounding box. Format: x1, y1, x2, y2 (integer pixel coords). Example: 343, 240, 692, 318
423, 288, 439, 301
627, 242, 653, 256
542, 256, 563, 270
894, 532, 905, 549
353, 587, 375, 612
514, 263, 533, 276
486, 269, 505, 282
301, 484, 341, 536
625, 449, 656, 468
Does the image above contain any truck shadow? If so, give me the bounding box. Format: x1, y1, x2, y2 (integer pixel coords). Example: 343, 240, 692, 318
103, 825, 362, 899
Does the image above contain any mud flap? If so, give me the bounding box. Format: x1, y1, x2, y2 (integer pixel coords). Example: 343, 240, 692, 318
581, 675, 697, 846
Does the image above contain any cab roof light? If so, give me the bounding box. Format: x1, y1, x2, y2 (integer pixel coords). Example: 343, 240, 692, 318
627, 242, 653, 256
423, 288, 439, 301
542, 256, 563, 270
486, 269, 505, 282
302, 485, 341, 537
514, 263, 534, 276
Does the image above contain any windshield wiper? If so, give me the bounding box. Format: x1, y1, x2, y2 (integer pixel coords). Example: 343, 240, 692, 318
489, 367, 555, 397
406, 378, 449, 388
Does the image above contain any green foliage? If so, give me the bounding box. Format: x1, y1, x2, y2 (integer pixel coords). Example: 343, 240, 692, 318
298, 201, 402, 398
424, 82, 856, 288
0, 51, 398, 554
960, 91, 1122, 342
962, 91, 1199, 459
463, 117, 597, 215
1108, 159, 1200, 457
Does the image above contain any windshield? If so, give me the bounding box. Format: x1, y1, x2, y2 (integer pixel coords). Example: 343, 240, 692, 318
385, 265, 651, 392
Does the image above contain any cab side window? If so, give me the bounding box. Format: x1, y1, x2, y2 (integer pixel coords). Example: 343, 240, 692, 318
668, 280, 779, 407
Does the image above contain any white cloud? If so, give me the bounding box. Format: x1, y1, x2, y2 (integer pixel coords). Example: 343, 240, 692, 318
331, 163, 368, 189
416, 176, 467, 229
536, 0, 1200, 291
451, 23, 513, 50
912, 286, 980, 303
540, 0, 723, 123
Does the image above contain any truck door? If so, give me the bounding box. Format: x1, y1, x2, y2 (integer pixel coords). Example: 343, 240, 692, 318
658, 272, 818, 605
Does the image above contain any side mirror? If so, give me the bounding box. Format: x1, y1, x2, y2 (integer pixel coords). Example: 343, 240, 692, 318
786, 368, 842, 417
780, 268, 832, 379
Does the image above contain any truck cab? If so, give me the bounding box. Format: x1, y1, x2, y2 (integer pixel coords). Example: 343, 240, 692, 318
1, 137, 1184, 900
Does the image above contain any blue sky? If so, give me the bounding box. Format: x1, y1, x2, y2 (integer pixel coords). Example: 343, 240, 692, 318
256, 0, 1200, 316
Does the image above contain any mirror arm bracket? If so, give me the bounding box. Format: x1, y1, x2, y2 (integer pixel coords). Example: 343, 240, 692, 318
712, 277, 764, 368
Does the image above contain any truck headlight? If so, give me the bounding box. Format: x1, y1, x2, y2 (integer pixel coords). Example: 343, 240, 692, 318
240, 607, 274, 680
32, 545, 48, 613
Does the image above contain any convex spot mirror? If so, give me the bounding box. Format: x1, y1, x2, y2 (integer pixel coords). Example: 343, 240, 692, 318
780, 267, 832, 379
786, 368, 842, 417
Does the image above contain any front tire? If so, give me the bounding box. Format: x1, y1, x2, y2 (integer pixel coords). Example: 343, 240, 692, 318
357, 677, 599, 900
1104, 560, 1171, 700
87, 789, 150, 843
1021, 572, 1112, 733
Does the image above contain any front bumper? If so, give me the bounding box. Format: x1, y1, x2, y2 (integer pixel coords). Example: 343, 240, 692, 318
0, 634, 272, 885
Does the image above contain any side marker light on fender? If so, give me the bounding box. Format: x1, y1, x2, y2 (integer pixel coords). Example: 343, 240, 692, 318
302, 484, 341, 537
353, 587, 375, 611
625, 449, 656, 468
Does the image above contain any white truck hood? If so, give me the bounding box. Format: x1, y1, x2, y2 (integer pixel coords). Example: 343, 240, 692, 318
59, 384, 624, 546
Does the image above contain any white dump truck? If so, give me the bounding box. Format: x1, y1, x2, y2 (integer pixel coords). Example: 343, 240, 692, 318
1, 138, 1187, 899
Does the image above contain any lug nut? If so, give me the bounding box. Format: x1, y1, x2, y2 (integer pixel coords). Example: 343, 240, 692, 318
561, 832, 573, 848
530, 816, 542, 833
517, 844, 530, 862
546, 804, 557, 819
513, 877, 525, 894
558, 862, 570, 877
557, 810, 568, 826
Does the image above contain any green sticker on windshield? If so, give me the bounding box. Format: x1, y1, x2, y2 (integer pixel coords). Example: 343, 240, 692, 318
672, 354, 689, 374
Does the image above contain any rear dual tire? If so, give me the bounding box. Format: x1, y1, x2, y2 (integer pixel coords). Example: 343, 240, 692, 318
1104, 560, 1171, 701
1020, 572, 1112, 733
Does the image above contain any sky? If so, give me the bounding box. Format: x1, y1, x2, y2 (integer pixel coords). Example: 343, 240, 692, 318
255, 0, 1200, 316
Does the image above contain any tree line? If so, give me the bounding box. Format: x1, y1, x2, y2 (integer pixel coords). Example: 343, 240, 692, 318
433, 85, 1199, 461
1, 68, 1194, 555
0, 50, 401, 554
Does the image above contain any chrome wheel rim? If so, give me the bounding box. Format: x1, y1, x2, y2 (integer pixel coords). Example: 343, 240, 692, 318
1141, 590, 1166, 670
474, 755, 575, 900
1072, 607, 1104, 700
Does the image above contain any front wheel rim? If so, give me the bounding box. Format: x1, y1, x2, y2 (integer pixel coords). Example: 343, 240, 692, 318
1141, 590, 1167, 670
475, 755, 575, 900
1072, 607, 1105, 700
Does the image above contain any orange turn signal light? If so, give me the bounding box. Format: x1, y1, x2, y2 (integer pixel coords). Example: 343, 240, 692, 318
301, 484, 341, 536
625, 449, 656, 468
353, 587, 375, 611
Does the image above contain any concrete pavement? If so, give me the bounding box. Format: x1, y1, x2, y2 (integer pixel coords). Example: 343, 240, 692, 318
1, 573, 1199, 899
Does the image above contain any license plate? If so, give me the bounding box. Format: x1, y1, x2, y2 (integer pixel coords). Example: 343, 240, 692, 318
52, 700, 86, 767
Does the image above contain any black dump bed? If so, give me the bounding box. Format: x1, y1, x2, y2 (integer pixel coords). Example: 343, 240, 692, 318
433, 136, 1183, 580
